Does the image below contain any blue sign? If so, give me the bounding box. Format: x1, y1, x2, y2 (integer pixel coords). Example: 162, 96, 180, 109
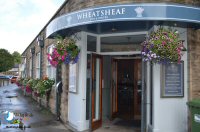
47, 3, 200, 37
161, 62, 184, 97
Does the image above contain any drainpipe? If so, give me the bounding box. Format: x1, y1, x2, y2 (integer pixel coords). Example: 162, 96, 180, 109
56, 81, 62, 121
30, 47, 35, 78
89, 54, 93, 132
37, 36, 44, 79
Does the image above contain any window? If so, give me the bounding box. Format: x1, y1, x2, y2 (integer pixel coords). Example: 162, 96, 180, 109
46, 45, 56, 79
87, 35, 97, 52
29, 58, 32, 78
36, 52, 40, 78
24, 58, 26, 64
100, 34, 145, 52
21, 58, 26, 78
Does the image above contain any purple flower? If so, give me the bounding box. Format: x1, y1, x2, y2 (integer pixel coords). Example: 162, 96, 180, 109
150, 44, 154, 48
72, 54, 80, 64
64, 54, 71, 64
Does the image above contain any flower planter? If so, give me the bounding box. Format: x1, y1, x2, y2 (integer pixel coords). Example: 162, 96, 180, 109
16, 78, 54, 108
37, 97, 42, 106
33, 90, 40, 101
41, 96, 49, 108
25, 85, 32, 96
32, 92, 37, 101
47, 37, 80, 67
26, 92, 32, 97
141, 27, 186, 64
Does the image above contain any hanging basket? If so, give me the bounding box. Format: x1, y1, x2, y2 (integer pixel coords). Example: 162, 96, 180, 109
47, 36, 80, 67
141, 27, 186, 64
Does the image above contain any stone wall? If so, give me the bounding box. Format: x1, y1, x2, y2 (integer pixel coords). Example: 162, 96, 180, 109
60, 64, 69, 123
22, 38, 58, 115
188, 29, 200, 100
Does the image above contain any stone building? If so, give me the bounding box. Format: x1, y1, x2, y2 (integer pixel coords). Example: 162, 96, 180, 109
21, 0, 200, 132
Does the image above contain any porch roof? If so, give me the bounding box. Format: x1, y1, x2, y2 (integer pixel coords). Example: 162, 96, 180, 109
46, 3, 200, 38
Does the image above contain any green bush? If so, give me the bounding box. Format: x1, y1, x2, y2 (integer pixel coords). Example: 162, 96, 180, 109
32, 79, 40, 90
17, 78, 24, 86
27, 79, 34, 87
23, 78, 30, 86
43, 79, 55, 90
34, 78, 55, 97
20, 77, 55, 97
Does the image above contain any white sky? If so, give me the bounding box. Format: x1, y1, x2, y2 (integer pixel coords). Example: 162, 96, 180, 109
0, 0, 65, 54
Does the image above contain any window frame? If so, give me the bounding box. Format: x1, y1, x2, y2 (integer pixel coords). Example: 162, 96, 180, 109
36, 52, 41, 79
46, 44, 56, 79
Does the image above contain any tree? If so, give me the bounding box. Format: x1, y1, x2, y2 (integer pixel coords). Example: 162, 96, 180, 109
0, 49, 14, 72
12, 51, 21, 64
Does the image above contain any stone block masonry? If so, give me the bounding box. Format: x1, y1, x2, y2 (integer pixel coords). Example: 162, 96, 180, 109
188, 29, 200, 100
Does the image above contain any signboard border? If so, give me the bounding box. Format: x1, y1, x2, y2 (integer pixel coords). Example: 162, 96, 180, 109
161, 61, 184, 98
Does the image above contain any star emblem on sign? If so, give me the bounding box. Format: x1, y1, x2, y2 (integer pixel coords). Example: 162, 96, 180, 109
135, 7, 144, 17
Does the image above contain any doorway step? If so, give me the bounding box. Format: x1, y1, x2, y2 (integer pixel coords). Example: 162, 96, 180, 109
94, 118, 140, 132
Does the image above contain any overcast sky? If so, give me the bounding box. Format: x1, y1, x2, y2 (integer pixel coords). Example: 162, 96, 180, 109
0, 0, 65, 54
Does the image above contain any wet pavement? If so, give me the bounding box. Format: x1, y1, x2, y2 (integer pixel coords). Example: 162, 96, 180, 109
0, 84, 71, 132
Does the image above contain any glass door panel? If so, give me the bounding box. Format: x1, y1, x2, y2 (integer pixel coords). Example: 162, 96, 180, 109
92, 54, 103, 130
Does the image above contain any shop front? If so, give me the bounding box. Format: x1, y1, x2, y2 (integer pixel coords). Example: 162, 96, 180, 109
46, 3, 200, 132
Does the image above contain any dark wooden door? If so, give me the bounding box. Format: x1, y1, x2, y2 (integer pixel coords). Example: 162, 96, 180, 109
117, 59, 134, 120
133, 59, 142, 120
111, 59, 118, 119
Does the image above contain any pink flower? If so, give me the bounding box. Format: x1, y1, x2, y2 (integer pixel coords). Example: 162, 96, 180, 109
26, 86, 32, 93
61, 55, 66, 61
162, 41, 166, 45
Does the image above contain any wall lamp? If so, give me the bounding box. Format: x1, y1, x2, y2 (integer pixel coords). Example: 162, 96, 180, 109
30, 47, 35, 54
30, 47, 35, 78
37, 36, 44, 48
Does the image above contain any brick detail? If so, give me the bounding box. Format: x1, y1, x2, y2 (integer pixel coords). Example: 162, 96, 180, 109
60, 64, 69, 123
188, 29, 200, 100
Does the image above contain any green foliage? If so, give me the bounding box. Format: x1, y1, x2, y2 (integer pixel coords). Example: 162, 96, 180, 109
12, 51, 21, 64
35, 80, 46, 96
55, 35, 66, 56
0, 49, 14, 72
18, 77, 55, 97
23, 78, 30, 86
34, 78, 55, 97
32, 79, 40, 89
43, 79, 55, 89
27, 79, 34, 88
141, 27, 186, 63
17, 78, 24, 86
47, 36, 80, 67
